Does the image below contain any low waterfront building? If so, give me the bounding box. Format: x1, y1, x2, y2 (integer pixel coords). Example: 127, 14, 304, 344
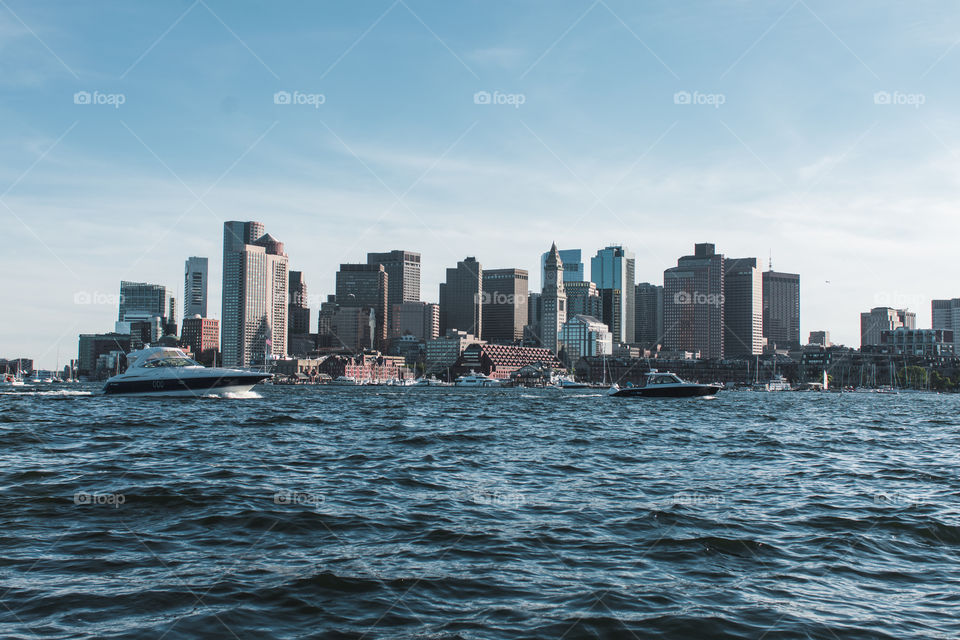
78, 333, 133, 379
808, 330, 831, 347
451, 344, 562, 381
180, 316, 219, 366
318, 352, 412, 383
879, 328, 955, 357
273, 357, 327, 381
424, 329, 484, 375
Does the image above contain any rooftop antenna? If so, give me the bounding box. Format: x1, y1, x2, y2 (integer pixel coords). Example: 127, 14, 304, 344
768, 249, 773, 271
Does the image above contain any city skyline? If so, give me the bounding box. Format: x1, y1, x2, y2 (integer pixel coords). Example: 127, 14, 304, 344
2, 1, 959, 367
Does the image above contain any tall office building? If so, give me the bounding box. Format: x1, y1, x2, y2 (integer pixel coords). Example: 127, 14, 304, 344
663, 243, 725, 359
367, 250, 421, 328
336, 263, 388, 350
288, 271, 311, 340
481, 268, 528, 343
932, 298, 960, 352
565, 281, 602, 321
762, 269, 800, 350
439, 257, 482, 337
540, 243, 567, 354
861, 307, 916, 348
724, 258, 764, 358
541, 248, 584, 285
221, 221, 289, 367
634, 282, 664, 349
590, 246, 635, 344
183, 257, 208, 318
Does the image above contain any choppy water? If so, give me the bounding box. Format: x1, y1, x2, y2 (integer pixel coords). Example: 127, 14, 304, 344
1, 385, 959, 639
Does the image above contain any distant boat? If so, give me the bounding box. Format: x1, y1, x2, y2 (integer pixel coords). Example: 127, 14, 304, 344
1, 374, 24, 388
754, 373, 792, 392
331, 376, 360, 386
454, 371, 503, 388
608, 371, 721, 398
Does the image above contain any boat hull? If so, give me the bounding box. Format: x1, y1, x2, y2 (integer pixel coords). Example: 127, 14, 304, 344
611, 384, 721, 398
103, 373, 270, 397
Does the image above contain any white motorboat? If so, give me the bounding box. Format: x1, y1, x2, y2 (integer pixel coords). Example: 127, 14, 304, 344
331, 376, 360, 386
412, 376, 451, 387
454, 371, 503, 388
753, 373, 792, 392
103, 347, 271, 397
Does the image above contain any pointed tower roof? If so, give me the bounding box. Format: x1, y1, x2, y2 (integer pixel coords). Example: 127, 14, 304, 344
546, 242, 563, 267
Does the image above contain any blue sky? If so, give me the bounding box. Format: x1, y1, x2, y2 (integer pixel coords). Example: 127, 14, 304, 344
2, 0, 959, 367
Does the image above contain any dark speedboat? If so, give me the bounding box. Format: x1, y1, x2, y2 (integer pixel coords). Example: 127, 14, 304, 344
608, 371, 721, 398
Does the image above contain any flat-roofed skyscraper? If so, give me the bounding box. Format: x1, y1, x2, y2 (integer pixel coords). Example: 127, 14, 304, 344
183, 257, 208, 318
367, 250, 420, 330
724, 258, 764, 357
634, 282, 664, 349
482, 268, 528, 343
336, 264, 388, 350
221, 221, 289, 367
439, 257, 482, 337
590, 245, 635, 344
762, 269, 800, 350
663, 243, 725, 359
932, 298, 960, 353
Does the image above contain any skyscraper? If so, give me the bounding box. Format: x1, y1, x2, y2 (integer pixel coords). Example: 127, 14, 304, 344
481, 268, 528, 343
634, 282, 664, 349
663, 243, 725, 359
367, 250, 421, 329
336, 264, 388, 350
762, 269, 800, 351
932, 298, 960, 353
540, 248, 584, 284
540, 243, 567, 355
439, 257, 482, 337
590, 245, 635, 344
183, 257, 208, 318
221, 221, 289, 367
724, 258, 764, 358
565, 281, 602, 321
288, 271, 311, 343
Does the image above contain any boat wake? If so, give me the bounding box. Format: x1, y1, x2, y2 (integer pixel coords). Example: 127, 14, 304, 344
211, 390, 263, 399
